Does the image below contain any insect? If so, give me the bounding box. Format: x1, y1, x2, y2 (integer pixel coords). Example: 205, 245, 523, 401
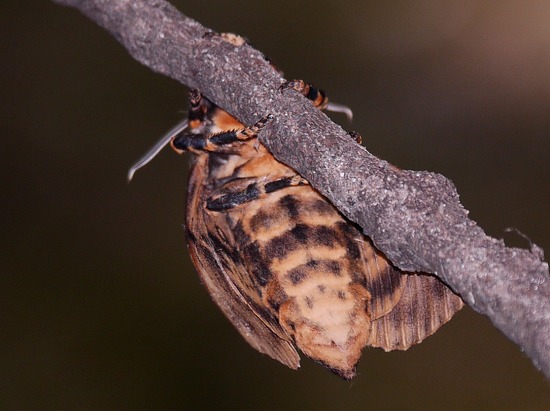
128, 80, 463, 380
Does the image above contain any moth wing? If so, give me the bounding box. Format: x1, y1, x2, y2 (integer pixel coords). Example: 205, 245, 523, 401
359, 237, 408, 320
356, 230, 463, 350
366, 271, 464, 351
186, 156, 300, 369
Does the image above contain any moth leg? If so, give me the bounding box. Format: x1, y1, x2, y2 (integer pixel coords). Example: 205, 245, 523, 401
172, 114, 274, 154
280, 80, 353, 120
187, 89, 208, 129
280, 81, 359, 143
206, 175, 308, 211
279, 79, 328, 110
349, 131, 363, 145
210, 114, 273, 146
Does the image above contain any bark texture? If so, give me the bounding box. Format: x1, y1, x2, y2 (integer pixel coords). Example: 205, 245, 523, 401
53, 0, 550, 379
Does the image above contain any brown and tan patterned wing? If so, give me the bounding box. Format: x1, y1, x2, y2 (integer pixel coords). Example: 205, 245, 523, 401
356, 230, 463, 351
186, 156, 300, 369
359, 236, 408, 320
367, 271, 464, 351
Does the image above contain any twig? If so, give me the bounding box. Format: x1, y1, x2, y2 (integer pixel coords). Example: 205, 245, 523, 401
53, 0, 550, 379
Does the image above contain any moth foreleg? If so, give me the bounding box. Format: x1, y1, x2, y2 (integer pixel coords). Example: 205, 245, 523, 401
206, 175, 308, 211
210, 114, 274, 146
172, 114, 274, 154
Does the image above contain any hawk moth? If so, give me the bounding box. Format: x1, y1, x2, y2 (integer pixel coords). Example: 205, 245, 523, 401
129, 80, 463, 380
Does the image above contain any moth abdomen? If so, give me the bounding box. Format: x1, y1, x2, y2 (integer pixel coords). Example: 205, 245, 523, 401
230, 185, 374, 378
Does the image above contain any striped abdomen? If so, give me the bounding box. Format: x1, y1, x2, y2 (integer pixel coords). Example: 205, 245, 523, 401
209, 175, 396, 379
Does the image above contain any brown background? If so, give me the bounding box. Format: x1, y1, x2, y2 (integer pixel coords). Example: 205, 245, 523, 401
2, 1, 549, 409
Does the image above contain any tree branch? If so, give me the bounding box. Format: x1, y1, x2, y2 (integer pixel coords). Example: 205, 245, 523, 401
53, 0, 550, 379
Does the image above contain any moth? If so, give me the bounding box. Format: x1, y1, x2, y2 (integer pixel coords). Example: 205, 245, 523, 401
128, 80, 463, 380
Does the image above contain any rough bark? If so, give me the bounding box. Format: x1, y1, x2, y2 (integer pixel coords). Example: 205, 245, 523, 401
53, 0, 550, 379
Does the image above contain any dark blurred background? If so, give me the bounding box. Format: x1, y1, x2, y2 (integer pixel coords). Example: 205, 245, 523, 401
2, 1, 549, 409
